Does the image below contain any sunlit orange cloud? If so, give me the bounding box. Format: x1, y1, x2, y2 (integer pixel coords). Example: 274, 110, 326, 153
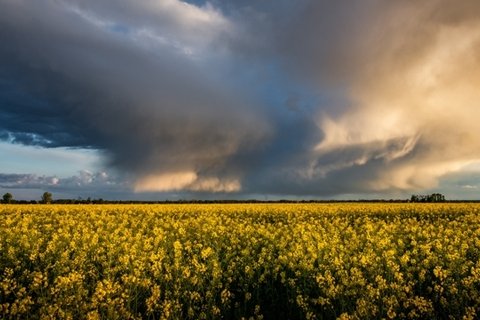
134, 171, 241, 193
134, 171, 197, 192
313, 4, 480, 191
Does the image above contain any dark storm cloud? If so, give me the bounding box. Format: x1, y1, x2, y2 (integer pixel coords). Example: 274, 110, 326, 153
1, 0, 480, 197
0, 0, 272, 192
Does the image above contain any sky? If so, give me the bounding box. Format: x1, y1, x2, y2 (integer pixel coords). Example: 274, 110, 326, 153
1, 0, 480, 200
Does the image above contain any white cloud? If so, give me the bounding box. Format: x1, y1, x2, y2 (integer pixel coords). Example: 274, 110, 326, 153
0, 171, 120, 189
62, 0, 232, 57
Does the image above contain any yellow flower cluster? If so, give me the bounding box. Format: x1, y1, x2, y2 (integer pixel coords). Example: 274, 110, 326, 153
0, 203, 479, 319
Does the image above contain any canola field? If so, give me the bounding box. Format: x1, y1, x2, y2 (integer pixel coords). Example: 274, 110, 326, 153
1, 203, 480, 319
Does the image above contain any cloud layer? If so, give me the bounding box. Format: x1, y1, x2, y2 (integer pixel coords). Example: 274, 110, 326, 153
1, 0, 480, 197
0, 170, 118, 190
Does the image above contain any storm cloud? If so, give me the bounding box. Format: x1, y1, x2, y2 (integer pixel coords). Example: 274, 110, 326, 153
1, 0, 480, 198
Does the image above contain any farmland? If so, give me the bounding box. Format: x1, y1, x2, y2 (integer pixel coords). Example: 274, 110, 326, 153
1, 203, 480, 319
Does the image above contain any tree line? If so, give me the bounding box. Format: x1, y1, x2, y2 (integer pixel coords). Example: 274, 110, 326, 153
409, 193, 446, 202
1, 191, 451, 204
2, 192, 52, 204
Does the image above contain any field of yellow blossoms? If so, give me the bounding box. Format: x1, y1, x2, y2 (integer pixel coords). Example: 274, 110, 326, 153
1, 203, 480, 319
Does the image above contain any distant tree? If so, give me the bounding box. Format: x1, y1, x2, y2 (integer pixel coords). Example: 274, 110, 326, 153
2, 192, 13, 204
428, 193, 445, 202
410, 193, 445, 203
41, 192, 53, 204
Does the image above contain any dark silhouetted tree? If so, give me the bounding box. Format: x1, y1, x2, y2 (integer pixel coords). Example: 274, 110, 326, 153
410, 195, 419, 202
428, 193, 445, 202
410, 193, 445, 202
41, 192, 53, 204
2, 192, 13, 204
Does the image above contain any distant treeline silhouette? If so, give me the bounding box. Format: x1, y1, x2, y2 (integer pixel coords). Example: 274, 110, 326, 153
2, 191, 476, 204
410, 193, 446, 202
3, 195, 418, 204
